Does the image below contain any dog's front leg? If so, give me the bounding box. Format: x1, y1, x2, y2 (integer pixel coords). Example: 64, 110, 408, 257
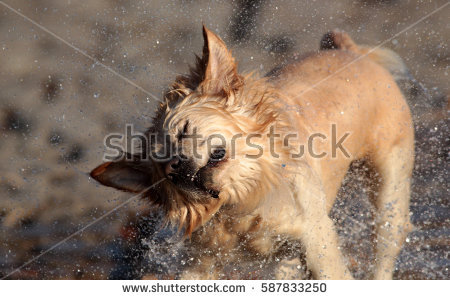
294, 171, 353, 280
299, 213, 353, 279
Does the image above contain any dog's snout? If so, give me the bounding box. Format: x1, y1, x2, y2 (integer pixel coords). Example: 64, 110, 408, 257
165, 156, 181, 177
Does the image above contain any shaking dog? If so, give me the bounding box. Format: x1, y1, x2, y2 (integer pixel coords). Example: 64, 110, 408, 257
91, 27, 414, 279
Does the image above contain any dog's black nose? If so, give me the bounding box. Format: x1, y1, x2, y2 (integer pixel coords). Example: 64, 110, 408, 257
165, 156, 181, 177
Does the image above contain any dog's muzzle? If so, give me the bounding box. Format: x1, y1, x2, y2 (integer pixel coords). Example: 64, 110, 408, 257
164, 156, 220, 198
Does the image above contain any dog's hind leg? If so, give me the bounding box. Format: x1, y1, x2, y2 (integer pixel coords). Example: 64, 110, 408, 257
372, 143, 414, 280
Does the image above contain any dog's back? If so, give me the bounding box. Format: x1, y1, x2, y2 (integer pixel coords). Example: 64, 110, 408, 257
270, 38, 413, 194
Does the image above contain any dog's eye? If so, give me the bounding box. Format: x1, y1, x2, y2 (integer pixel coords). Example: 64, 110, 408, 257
209, 148, 226, 161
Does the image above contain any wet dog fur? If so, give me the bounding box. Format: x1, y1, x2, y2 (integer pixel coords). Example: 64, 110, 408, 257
91, 27, 414, 279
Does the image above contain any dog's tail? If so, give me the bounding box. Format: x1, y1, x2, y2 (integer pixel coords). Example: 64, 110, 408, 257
320, 30, 411, 81
319, 30, 440, 113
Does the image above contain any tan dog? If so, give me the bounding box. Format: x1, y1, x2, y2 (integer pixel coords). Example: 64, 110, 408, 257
91, 27, 414, 279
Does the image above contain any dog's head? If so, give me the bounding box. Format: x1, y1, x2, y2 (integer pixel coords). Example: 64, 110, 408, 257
91, 27, 292, 234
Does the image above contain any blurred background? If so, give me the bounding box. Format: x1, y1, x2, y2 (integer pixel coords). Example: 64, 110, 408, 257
0, 0, 448, 279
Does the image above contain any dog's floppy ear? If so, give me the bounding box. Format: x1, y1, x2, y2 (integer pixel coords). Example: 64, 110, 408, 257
198, 26, 243, 94
90, 155, 155, 193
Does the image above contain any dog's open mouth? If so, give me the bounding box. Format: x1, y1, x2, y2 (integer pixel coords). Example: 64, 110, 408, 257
193, 173, 220, 198
205, 188, 219, 198
167, 172, 220, 199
